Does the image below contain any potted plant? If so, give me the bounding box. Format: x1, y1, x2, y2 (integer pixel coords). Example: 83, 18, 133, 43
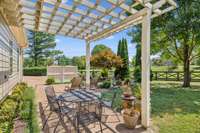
122, 107, 140, 129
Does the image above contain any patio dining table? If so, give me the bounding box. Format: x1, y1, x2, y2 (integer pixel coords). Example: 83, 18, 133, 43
58, 89, 102, 133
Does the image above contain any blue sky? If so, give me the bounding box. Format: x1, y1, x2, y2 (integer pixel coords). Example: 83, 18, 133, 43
55, 28, 136, 60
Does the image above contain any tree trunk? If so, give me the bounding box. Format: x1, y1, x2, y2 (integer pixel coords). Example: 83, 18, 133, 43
183, 44, 190, 87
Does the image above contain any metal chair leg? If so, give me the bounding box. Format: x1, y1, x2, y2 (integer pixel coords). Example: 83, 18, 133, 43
42, 111, 52, 130
99, 121, 103, 133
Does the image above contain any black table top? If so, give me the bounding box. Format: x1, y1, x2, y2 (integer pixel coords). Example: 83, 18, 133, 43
58, 89, 101, 103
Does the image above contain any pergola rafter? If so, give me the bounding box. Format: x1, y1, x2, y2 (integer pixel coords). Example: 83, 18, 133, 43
46, 0, 61, 32
2, 0, 177, 41
0, 0, 177, 129
35, 0, 44, 30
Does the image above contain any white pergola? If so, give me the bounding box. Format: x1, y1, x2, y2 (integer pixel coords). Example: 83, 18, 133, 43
1, 0, 177, 128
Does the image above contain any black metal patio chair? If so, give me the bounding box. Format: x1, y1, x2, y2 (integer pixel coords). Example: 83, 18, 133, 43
101, 87, 121, 123
44, 86, 76, 132
76, 101, 103, 133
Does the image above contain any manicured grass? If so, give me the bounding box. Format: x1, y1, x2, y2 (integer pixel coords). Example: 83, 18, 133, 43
102, 82, 200, 133
151, 82, 200, 133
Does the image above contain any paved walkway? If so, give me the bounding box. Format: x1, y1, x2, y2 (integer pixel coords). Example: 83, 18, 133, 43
23, 76, 151, 133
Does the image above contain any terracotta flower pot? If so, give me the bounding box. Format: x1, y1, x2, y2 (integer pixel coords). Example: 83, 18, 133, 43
122, 110, 140, 129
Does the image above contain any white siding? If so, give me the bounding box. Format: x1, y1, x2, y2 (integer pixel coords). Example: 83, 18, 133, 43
0, 14, 20, 101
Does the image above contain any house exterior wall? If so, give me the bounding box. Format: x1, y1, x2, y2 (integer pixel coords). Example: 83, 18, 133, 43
0, 14, 21, 101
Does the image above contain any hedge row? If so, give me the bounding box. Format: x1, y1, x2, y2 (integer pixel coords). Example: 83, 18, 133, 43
23, 67, 47, 76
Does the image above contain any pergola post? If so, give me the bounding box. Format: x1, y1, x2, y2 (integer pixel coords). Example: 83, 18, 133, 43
141, 7, 152, 128
85, 40, 90, 88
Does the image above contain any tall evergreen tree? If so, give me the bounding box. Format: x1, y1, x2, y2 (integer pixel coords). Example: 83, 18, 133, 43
26, 30, 56, 66
134, 44, 141, 82
115, 38, 129, 80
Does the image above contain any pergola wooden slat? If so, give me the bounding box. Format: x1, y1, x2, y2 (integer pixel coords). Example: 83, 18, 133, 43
0, 0, 177, 128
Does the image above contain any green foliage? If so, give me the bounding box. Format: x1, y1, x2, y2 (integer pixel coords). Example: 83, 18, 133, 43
100, 68, 108, 78
151, 0, 200, 86
132, 84, 141, 99
26, 30, 57, 66
99, 81, 111, 89
46, 77, 55, 85
91, 44, 112, 55
57, 55, 71, 65
115, 38, 129, 80
133, 44, 142, 83
23, 67, 47, 76
71, 56, 86, 69
0, 83, 27, 132
0, 84, 39, 133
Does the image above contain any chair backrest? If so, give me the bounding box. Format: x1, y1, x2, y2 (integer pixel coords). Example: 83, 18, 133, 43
111, 90, 118, 108
71, 76, 82, 89
44, 86, 59, 112
39, 102, 50, 133
90, 78, 98, 89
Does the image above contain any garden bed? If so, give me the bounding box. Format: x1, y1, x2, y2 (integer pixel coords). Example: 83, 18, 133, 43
0, 83, 39, 133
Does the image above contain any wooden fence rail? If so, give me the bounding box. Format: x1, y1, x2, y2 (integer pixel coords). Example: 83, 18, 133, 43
152, 71, 200, 82
78, 70, 200, 82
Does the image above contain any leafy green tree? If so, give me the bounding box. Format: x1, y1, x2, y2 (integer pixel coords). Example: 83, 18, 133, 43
26, 30, 56, 66
150, 0, 200, 87
57, 55, 71, 65
128, 0, 200, 87
71, 56, 86, 69
115, 38, 129, 80
91, 44, 112, 55
23, 57, 34, 67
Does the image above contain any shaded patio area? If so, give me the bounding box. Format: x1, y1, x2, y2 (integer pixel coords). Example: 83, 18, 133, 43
23, 76, 151, 133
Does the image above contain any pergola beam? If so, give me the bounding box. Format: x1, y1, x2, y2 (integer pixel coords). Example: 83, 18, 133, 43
86, 8, 147, 41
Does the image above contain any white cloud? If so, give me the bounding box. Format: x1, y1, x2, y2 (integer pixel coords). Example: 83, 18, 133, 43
61, 0, 68, 3
55, 39, 60, 43
106, 35, 114, 40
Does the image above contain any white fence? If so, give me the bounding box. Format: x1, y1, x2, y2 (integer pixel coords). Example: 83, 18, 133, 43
47, 66, 78, 83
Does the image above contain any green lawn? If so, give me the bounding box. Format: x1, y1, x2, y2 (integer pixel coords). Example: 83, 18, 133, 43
102, 82, 200, 133
151, 82, 200, 133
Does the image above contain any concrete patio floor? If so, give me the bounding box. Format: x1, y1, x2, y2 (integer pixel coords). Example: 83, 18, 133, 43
23, 76, 152, 133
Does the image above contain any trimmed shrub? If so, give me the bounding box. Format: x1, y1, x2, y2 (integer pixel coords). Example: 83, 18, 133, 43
23, 67, 47, 76
46, 77, 55, 85
99, 81, 111, 88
